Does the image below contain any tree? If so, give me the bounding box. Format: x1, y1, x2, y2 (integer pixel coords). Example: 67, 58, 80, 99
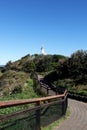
22, 61, 35, 73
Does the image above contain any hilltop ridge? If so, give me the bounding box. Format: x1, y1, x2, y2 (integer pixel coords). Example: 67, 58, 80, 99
0, 54, 66, 96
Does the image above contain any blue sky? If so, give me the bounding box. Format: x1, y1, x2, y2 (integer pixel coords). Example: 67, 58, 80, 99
0, 0, 87, 65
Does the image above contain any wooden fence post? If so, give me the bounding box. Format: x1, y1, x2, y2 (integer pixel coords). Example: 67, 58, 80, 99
62, 97, 65, 115
36, 101, 41, 130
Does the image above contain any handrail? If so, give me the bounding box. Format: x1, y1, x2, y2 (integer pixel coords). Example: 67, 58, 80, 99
0, 90, 67, 108
0, 89, 68, 130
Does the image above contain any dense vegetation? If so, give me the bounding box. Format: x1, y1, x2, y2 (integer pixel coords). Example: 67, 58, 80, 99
4, 54, 66, 73
44, 50, 87, 96
0, 70, 30, 95
0, 50, 87, 98
0, 54, 66, 96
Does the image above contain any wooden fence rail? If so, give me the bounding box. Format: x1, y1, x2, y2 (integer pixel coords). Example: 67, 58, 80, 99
0, 90, 67, 108
0, 90, 68, 130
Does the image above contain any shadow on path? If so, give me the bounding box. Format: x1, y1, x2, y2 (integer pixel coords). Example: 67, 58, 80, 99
53, 99, 87, 130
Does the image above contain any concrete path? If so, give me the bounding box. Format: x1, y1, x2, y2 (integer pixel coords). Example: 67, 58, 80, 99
53, 99, 87, 130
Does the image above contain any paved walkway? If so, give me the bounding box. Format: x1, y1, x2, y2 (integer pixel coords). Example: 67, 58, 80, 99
53, 99, 87, 130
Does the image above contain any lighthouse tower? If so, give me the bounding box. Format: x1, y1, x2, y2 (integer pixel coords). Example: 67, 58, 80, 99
41, 46, 45, 55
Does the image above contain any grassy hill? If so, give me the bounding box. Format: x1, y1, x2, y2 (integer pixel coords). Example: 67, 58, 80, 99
0, 70, 30, 95
0, 54, 66, 96
0, 79, 40, 115
1, 50, 87, 98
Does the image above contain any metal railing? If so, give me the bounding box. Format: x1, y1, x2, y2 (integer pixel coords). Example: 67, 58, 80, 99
0, 90, 68, 130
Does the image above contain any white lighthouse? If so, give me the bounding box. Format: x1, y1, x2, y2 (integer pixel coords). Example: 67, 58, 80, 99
41, 46, 45, 55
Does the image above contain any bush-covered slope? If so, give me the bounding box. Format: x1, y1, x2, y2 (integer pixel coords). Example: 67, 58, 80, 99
44, 50, 87, 97
0, 70, 30, 95
4, 54, 66, 73
0, 54, 66, 96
